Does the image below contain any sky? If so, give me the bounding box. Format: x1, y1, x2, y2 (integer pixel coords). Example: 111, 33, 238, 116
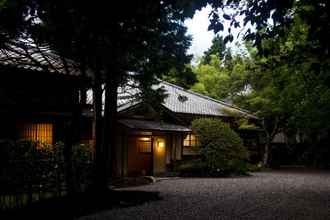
184, 5, 250, 62
184, 5, 215, 60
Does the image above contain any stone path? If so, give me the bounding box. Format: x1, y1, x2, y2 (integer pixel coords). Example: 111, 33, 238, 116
80, 169, 330, 220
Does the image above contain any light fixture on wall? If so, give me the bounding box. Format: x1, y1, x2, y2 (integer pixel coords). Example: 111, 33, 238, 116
139, 137, 151, 141
157, 141, 164, 148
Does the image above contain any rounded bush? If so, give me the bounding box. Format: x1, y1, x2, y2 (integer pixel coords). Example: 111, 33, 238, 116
192, 118, 249, 176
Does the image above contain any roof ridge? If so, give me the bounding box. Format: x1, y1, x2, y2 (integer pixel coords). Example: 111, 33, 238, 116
158, 79, 254, 116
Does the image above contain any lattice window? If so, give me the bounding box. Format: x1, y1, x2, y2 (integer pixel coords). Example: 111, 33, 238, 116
22, 123, 53, 144
183, 133, 197, 147
138, 137, 152, 153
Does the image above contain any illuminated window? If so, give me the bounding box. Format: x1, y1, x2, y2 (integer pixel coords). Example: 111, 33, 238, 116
22, 123, 53, 144
138, 137, 152, 153
183, 133, 197, 147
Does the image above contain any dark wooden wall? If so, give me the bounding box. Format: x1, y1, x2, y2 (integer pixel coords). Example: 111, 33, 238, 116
0, 66, 93, 143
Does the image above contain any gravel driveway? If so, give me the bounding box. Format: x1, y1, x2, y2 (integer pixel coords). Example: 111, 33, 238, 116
80, 169, 330, 220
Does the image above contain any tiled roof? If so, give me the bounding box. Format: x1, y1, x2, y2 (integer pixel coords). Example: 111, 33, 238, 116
115, 80, 258, 119
158, 81, 258, 119
87, 79, 258, 119
0, 43, 87, 76
118, 119, 191, 132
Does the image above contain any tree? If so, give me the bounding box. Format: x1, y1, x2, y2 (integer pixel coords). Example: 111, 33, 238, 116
191, 48, 251, 102
37, 0, 198, 190
252, 18, 330, 167
161, 65, 197, 89
190, 41, 279, 166
2, 0, 329, 183
203, 35, 226, 64
203, 0, 330, 167
0, 1, 211, 192
0, 0, 31, 45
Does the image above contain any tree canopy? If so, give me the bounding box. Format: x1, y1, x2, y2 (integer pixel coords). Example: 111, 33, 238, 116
0, 0, 210, 190
184, 0, 330, 167
203, 35, 226, 64
2, 0, 330, 173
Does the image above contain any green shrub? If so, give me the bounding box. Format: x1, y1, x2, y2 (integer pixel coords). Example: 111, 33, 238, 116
192, 118, 249, 176
0, 140, 93, 197
247, 162, 269, 172
0, 140, 66, 202
175, 159, 208, 177
72, 143, 93, 190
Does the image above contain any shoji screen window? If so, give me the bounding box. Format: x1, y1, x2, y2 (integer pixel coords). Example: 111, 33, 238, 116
22, 123, 53, 144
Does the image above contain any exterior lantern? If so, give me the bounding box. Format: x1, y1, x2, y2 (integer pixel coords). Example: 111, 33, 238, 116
157, 141, 165, 148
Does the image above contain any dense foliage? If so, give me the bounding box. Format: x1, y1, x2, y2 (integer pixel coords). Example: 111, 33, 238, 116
202, 35, 226, 64
192, 118, 249, 176
191, 48, 251, 102
0, 0, 207, 189
0, 140, 93, 209
189, 34, 330, 167
161, 65, 197, 89
187, 3, 330, 166
1, 0, 330, 177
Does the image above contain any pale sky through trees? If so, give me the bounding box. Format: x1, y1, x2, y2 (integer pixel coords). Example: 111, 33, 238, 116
185, 5, 251, 63
184, 5, 214, 61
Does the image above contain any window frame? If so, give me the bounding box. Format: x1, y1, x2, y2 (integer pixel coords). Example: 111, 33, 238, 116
137, 137, 152, 154
21, 122, 54, 145
183, 133, 197, 147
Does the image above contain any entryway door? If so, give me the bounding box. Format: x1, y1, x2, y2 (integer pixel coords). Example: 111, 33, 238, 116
153, 137, 166, 175
127, 136, 153, 176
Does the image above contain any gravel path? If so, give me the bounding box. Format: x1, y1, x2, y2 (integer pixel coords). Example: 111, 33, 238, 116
80, 170, 330, 220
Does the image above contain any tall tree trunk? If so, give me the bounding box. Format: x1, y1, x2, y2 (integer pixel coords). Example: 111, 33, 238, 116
64, 123, 76, 194
92, 72, 107, 191
262, 117, 280, 167
103, 72, 119, 181
64, 88, 80, 194
263, 141, 270, 167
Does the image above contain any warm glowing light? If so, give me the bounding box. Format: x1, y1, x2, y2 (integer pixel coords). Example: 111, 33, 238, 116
138, 137, 152, 153
183, 133, 197, 147
139, 137, 151, 141
22, 123, 53, 145
157, 141, 165, 148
